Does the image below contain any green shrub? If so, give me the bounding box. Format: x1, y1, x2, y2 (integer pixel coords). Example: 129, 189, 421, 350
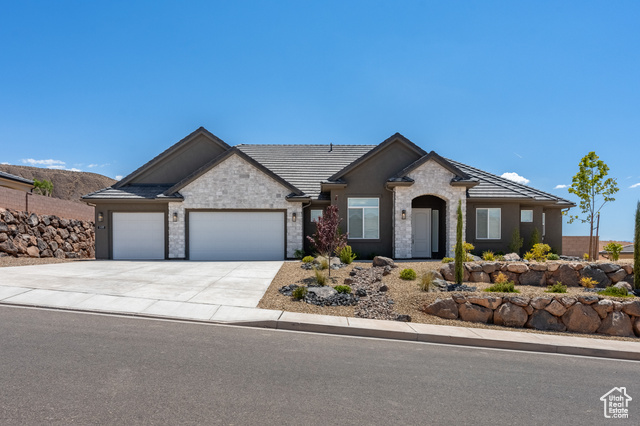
291, 286, 308, 300
598, 286, 633, 297
580, 277, 597, 289
400, 268, 417, 280
603, 242, 623, 261
494, 272, 509, 284
525, 243, 551, 262
529, 227, 540, 250
418, 274, 436, 292
485, 281, 519, 293
508, 228, 524, 255
463, 242, 475, 254
545, 282, 567, 293
546, 253, 560, 260
302, 256, 315, 264
523, 252, 534, 261
496, 254, 506, 261
337, 245, 357, 264
294, 249, 305, 260
441, 257, 454, 263
482, 251, 495, 261
334, 285, 352, 294
313, 267, 327, 286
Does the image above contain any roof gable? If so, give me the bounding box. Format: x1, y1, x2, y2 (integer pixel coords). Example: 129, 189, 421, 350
165, 147, 304, 197
391, 151, 471, 181
115, 127, 230, 188
328, 133, 426, 181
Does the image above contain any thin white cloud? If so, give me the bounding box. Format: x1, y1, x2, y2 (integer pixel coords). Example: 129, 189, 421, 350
0, 162, 8, 165
513, 152, 523, 158
630, 183, 640, 189
115, 175, 123, 180
554, 184, 569, 189
22, 158, 65, 166
501, 172, 530, 185
47, 165, 82, 172
87, 164, 99, 168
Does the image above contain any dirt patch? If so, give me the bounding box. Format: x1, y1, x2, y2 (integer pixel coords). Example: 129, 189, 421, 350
0, 256, 80, 268
259, 260, 639, 342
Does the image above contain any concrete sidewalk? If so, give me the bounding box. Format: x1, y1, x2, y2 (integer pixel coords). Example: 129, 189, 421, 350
1, 286, 639, 361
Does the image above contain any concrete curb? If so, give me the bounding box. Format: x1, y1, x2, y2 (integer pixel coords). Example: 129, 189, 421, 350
2, 300, 640, 361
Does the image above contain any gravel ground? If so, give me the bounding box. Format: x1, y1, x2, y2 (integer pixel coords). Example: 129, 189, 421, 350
0, 256, 82, 268
259, 260, 640, 342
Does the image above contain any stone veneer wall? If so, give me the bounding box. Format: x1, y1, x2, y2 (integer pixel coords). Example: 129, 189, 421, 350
0, 208, 95, 258
168, 154, 303, 259
393, 160, 467, 258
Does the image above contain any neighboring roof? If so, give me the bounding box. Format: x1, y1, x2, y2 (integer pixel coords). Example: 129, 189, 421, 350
82, 185, 183, 201
447, 158, 575, 206
0, 170, 34, 185
237, 144, 375, 198
114, 127, 230, 188
327, 133, 425, 181
165, 147, 306, 197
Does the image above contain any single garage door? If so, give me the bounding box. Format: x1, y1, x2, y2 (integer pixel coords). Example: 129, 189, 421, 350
189, 211, 284, 260
112, 212, 165, 260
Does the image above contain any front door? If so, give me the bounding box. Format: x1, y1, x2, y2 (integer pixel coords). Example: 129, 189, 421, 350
412, 208, 431, 258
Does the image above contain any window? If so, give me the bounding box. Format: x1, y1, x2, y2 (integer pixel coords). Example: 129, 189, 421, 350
542, 213, 546, 236
476, 208, 501, 239
310, 209, 323, 222
521, 210, 533, 222
348, 198, 379, 239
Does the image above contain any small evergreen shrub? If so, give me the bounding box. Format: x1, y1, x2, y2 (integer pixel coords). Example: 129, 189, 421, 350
292, 286, 308, 300
580, 277, 597, 289
313, 267, 327, 286
400, 268, 417, 280
418, 274, 436, 292
496, 254, 506, 261
508, 228, 524, 255
529, 228, 540, 250
463, 242, 475, 254
482, 251, 495, 261
337, 245, 357, 264
494, 272, 509, 284
441, 257, 454, 263
523, 252, 534, 261
294, 249, 305, 260
485, 281, 519, 293
603, 242, 623, 261
598, 286, 632, 297
334, 285, 352, 294
525, 243, 551, 262
545, 282, 567, 293
302, 256, 315, 264
583, 253, 590, 261
546, 253, 560, 261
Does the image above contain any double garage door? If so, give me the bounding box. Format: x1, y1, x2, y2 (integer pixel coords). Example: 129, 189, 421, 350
111, 211, 285, 260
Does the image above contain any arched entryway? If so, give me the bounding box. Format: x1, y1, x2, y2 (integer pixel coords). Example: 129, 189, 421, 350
411, 195, 446, 259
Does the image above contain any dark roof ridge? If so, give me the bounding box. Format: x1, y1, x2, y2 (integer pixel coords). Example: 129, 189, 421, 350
236, 143, 377, 147
115, 127, 230, 188
0, 170, 34, 185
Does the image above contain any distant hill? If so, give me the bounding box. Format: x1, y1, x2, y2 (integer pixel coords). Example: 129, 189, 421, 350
0, 165, 116, 203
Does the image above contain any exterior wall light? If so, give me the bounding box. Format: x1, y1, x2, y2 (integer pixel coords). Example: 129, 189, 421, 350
173, 212, 178, 222
292, 212, 297, 222
402, 209, 406, 220
98, 212, 104, 222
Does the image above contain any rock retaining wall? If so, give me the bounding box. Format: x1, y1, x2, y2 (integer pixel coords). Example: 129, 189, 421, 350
440, 261, 634, 288
424, 295, 640, 338
0, 208, 94, 259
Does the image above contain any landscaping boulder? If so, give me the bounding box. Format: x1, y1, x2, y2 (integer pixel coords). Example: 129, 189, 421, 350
506, 263, 528, 274
306, 286, 337, 299
467, 296, 502, 310
465, 263, 483, 272
458, 302, 492, 323
608, 269, 628, 283
424, 298, 459, 320
494, 302, 528, 328
503, 253, 520, 261
530, 296, 552, 310
506, 296, 530, 307
581, 265, 611, 288
440, 263, 469, 282
614, 282, 633, 294
470, 271, 491, 283
26, 213, 39, 227
559, 296, 577, 307
546, 262, 560, 272
26, 246, 40, 258
634, 317, 640, 337
598, 263, 620, 274
519, 270, 545, 286
544, 299, 567, 317
561, 303, 601, 334
481, 262, 499, 274
526, 310, 567, 332
372, 256, 396, 268
550, 264, 580, 287
0, 239, 18, 256
530, 263, 548, 272
592, 299, 613, 319
576, 295, 598, 305
597, 312, 634, 337
621, 300, 640, 317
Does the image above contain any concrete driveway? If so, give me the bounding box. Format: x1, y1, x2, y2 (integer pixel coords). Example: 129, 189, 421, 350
0, 260, 283, 320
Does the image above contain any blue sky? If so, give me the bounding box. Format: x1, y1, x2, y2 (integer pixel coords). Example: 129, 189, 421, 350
1, 1, 638, 240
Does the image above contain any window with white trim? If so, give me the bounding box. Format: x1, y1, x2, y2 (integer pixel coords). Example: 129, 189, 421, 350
542, 213, 546, 236
476, 208, 501, 239
348, 198, 379, 239
310, 209, 323, 223
520, 210, 533, 222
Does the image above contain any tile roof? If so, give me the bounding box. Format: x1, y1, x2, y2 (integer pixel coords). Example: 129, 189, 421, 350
447, 158, 574, 206
237, 144, 375, 198
0, 170, 33, 185
82, 185, 183, 200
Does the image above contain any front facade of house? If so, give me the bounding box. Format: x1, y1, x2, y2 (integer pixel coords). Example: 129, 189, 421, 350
83, 128, 574, 260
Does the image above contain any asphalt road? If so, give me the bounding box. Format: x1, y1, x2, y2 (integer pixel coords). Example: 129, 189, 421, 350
0, 305, 638, 425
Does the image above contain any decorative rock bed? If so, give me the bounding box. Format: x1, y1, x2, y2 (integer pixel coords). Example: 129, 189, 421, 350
424, 294, 640, 338
440, 260, 634, 288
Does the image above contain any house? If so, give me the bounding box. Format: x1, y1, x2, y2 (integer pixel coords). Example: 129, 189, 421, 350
600, 243, 635, 260
82, 127, 575, 260
0, 170, 34, 192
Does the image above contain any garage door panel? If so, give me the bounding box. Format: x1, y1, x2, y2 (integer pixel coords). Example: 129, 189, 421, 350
189, 212, 284, 261
113, 212, 165, 260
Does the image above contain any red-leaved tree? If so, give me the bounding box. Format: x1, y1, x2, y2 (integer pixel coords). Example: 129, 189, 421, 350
307, 205, 347, 276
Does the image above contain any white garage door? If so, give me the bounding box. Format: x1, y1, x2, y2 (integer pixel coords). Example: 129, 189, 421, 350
189, 211, 284, 261
112, 212, 165, 260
